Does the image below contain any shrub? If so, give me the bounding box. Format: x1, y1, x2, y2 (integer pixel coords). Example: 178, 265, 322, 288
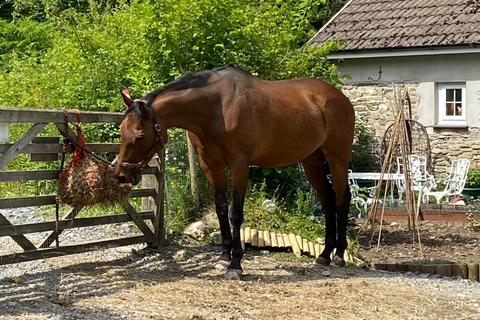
0, 0, 345, 235
0, 18, 53, 71
243, 184, 324, 241
465, 168, 480, 188
352, 118, 378, 172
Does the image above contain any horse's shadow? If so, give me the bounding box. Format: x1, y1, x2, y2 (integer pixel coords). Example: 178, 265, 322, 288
0, 247, 210, 318
0, 244, 445, 318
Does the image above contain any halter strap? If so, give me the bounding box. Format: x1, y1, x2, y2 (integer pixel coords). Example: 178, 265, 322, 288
120, 122, 163, 170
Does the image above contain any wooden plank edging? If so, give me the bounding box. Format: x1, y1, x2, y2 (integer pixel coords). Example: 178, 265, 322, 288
371, 262, 480, 282
238, 227, 331, 260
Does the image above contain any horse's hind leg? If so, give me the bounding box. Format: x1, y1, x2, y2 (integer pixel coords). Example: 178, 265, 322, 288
195, 147, 232, 261
325, 152, 351, 267
226, 161, 249, 276
301, 150, 337, 266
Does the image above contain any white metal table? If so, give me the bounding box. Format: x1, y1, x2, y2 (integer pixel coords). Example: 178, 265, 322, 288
349, 172, 404, 181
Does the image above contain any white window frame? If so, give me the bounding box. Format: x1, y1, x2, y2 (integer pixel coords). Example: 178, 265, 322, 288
437, 83, 467, 126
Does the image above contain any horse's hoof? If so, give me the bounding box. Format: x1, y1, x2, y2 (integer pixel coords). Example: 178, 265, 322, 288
315, 256, 332, 266
331, 255, 346, 268
224, 269, 242, 280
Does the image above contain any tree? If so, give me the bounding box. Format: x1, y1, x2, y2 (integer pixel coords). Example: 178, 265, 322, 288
0, 0, 342, 113
0, 0, 14, 20
10, 0, 121, 21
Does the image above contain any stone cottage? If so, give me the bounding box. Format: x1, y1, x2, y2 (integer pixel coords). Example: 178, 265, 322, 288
309, 0, 480, 174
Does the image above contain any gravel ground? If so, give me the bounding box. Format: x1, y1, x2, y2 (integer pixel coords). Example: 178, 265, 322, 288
0, 244, 479, 320
0, 208, 138, 255
1, 209, 480, 319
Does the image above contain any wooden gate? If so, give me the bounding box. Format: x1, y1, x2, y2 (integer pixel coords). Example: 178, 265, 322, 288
0, 108, 165, 265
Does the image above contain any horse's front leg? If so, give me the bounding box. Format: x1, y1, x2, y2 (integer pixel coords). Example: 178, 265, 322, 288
214, 191, 232, 262
195, 147, 232, 262
225, 162, 249, 278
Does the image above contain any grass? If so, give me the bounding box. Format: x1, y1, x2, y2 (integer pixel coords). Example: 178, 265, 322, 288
243, 183, 325, 242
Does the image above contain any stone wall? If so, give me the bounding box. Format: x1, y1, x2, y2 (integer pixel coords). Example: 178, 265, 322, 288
343, 83, 480, 178
429, 128, 480, 176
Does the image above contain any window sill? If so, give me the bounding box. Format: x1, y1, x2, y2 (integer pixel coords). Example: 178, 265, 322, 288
433, 124, 468, 129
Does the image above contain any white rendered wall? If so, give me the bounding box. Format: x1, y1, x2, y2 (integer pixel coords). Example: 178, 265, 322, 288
337, 53, 480, 128
338, 53, 480, 84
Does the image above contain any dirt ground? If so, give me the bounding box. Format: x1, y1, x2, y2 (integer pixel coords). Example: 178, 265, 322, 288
357, 222, 480, 264
0, 244, 479, 320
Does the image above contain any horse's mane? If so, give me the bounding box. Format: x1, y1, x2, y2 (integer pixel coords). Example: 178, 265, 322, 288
143, 64, 250, 107
125, 64, 249, 115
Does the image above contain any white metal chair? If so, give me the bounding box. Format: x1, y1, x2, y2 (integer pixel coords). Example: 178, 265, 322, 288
395, 155, 435, 202
348, 170, 375, 217
424, 159, 470, 204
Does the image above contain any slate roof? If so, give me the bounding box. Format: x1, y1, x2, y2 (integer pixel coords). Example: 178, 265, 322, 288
309, 0, 480, 51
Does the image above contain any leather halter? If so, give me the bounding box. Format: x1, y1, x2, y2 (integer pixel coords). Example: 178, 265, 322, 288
120, 123, 163, 170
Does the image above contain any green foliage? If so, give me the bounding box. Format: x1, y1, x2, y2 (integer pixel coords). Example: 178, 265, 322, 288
0, 0, 346, 234
0, 18, 53, 71
0, 3, 155, 110
466, 168, 480, 188
11, 0, 120, 21
163, 129, 197, 233
249, 165, 306, 201
0, 0, 341, 112
0, 0, 14, 20
352, 117, 377, 172
244, 183, 324, 241
146, 0, 341, 82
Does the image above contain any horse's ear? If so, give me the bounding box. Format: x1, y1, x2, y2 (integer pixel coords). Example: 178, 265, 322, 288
120, 88, 134, 107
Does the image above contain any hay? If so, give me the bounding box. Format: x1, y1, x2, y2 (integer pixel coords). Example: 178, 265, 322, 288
56, 128, 132, 208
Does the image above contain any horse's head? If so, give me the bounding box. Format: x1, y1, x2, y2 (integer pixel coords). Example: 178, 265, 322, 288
115, 88, 165, 185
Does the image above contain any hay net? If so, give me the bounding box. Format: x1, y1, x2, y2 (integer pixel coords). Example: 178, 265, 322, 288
56, 123, 132, 208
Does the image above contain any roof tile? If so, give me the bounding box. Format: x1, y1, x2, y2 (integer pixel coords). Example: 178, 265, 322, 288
311, 0, 480, 50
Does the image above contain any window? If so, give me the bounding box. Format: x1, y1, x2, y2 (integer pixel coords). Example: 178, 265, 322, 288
437, 83, 466, 126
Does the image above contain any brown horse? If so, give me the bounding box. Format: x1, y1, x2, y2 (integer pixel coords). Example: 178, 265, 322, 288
115, 64, 355, 277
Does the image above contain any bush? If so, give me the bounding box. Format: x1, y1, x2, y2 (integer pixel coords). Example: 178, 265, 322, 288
244, 184, 324, 241
352, 118, 378, 172
0, 18, 53, 71
11, 0, 120, 21
466, 168, 480, 188
0, 0, 342, 112
0, 0, 345, 235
